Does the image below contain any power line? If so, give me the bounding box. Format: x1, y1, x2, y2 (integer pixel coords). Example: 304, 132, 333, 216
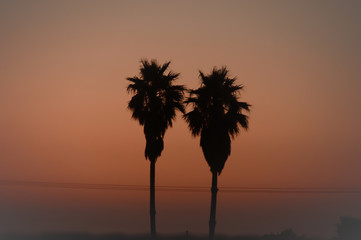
1, 180, 361, 194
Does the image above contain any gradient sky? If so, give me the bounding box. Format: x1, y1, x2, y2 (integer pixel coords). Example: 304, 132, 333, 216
1, 0, 361, 239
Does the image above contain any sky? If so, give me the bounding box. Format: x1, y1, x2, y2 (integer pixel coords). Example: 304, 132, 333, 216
0, 0, 361, 239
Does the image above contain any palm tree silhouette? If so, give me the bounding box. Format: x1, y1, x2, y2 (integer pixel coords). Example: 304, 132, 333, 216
183, 67, 250, 239
126, 59, 185, 238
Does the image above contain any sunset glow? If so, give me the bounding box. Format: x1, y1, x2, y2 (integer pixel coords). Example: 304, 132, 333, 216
1, 1, 361, 239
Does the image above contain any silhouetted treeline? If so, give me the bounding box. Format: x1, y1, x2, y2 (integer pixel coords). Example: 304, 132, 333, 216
0, 229, 321, 240
335, 217, 361, 240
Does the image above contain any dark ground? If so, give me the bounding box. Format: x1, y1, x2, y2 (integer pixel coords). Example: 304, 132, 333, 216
0, 229, 322, 240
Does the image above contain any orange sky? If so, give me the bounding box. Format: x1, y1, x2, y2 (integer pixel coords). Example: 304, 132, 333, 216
1, 0, 361, 238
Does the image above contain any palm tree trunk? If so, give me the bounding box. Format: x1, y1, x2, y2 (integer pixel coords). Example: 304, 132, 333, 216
209, 170, 218, 240
150, 160, 156, 239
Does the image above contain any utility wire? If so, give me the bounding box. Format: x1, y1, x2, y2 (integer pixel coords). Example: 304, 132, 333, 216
1, 180, 361, 194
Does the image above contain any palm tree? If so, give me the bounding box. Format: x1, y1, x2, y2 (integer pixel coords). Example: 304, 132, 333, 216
126, 59, 185, 238
183, 67, 250, 240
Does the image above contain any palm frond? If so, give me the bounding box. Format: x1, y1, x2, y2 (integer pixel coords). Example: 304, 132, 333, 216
159, 61, 171, 75
237, 113, 249, 130
238, 102, 251, 112
183, 109, 203, 136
